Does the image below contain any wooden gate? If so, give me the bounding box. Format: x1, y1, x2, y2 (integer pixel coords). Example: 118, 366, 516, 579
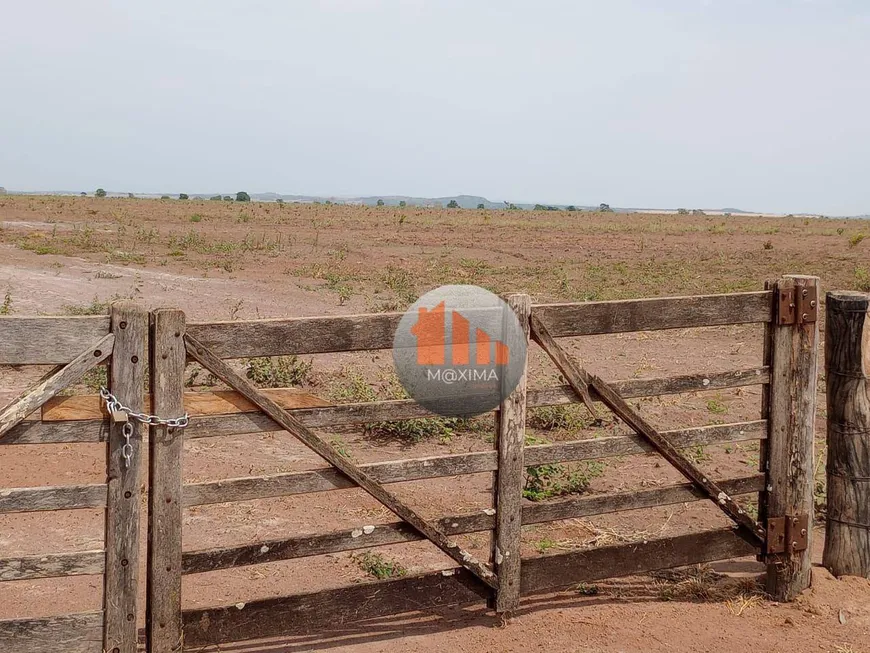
150, 275, 819, 650
0, 275, 820, 652
0, 303, 148, 653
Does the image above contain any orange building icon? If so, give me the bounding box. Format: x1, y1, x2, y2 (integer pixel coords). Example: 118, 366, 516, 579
410, 302, 447, 365
410, 302, 509, 366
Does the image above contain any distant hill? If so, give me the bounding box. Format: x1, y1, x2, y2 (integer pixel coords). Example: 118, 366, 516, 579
4, 188, 864, 218
236, 193, 503, 209
346, 194, 501, 209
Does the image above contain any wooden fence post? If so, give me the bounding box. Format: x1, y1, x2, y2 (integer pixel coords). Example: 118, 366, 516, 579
492, 294, 530, 615
823, 291, 870, 578
104, 302, 148, 653
147, 309, 187, 652
765, 275, 820, 600
757, 280, 772, 530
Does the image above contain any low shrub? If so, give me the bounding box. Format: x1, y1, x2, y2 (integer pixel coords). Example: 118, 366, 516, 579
245, 355, 312, 387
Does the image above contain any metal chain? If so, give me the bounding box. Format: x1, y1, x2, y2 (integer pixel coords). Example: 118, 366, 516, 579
100, 386, 189, 469
99, 386, 190, 429
121, 422, 134, 469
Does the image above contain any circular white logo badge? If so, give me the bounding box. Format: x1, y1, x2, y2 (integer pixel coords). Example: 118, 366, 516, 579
392, 285, 528, 417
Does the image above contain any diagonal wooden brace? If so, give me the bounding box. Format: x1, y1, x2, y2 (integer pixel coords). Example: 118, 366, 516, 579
0, 333, 115, 440
183, 333, 499, 590
525, 317, 598, 419
529, 313, 766, 546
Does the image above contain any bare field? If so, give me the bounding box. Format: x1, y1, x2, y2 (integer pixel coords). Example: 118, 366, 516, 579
0, 195, 869, 316
1, 196, 869, 653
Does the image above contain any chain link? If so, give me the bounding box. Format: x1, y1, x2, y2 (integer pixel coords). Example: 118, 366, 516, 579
121, 422, 134, 469
100, 386, 190, 429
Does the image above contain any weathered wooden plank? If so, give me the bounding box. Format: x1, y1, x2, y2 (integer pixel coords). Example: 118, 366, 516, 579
521, 527, 758, 593
532, 421, 766, 465
182, 517, 480, 574
0, 611, 104, 653
0, 367, 768, 445
179, 367, 769, 440
0, 334, 114, 440
766, 276, 819, 600
0, 550, 104, 581
41, 388, 330, 422
183, 420, 767, 506
0, 419, 110, 445
0, 316, 111, 365
534, 291, 773, 338
492, 294, 529, 613
532, 371, 769, 413
523, 474, 765, 526
182, 568, 488, 647
181, 475, 764, 574
103, 303, 147, 653
185, 332, 500, 590
184, 292, 772, 358
186, 312, 404, 358
181, 367, 768, 439
147, 309, 186, 653
182, 528, 757, 647
822, 290, 870, 578
0, 483, 107, 514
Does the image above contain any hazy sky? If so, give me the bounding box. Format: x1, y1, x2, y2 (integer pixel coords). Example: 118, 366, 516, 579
1, 1, 868, 215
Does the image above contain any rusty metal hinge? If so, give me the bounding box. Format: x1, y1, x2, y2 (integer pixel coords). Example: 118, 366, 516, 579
776, 285, 817, 325
765, 515, 809, 555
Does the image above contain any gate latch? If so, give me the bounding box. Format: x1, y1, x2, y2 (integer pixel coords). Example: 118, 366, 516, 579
765, 515, 809, 555
777, 285, 817, 325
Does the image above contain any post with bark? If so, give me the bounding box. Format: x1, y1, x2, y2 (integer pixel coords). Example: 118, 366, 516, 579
491, 293, 531, 615
823, 291, 870, 578
765, 275, 820, 600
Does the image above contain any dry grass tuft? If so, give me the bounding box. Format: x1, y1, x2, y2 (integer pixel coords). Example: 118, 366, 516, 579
726, 592, 763, 616
571, 520, 653, 548
653, 565, 765, 609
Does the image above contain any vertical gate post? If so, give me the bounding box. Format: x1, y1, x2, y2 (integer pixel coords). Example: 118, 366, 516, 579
104, 302, 148, 653
765, 275, 820, 600
147, 309, 186, 652
757, 280, 772, 530
822, 291, 870, 577
492, 294, 530, 615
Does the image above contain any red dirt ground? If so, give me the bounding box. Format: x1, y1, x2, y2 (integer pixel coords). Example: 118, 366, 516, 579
1, 196, 869, 652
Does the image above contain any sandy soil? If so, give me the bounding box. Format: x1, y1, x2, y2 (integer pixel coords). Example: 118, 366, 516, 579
1, 196, 869, 652
183, 555, 870, 653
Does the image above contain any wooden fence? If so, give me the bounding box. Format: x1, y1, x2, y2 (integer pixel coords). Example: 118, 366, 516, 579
0, 275, 820, 652
0, 304, 149, 653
